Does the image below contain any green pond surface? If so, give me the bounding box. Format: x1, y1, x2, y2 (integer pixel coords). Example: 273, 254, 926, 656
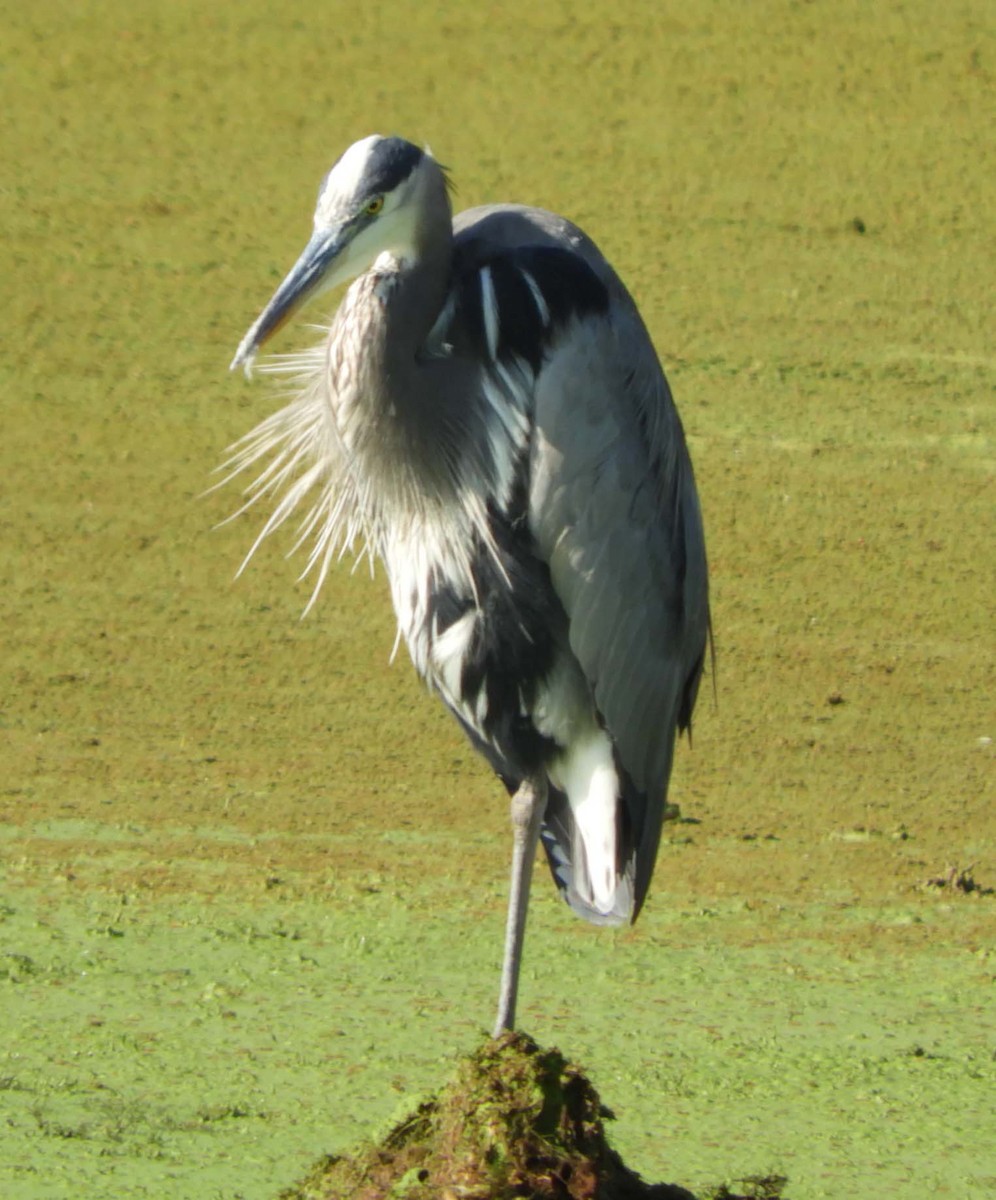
2, 1, 993, 1197
2, 867, 993, 1199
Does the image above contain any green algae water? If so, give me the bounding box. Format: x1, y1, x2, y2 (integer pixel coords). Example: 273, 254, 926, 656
1, 1, 993, 1197
2, 870, 992, 1197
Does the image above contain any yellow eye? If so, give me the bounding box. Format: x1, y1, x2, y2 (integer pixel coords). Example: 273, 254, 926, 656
364, 195, 384, 216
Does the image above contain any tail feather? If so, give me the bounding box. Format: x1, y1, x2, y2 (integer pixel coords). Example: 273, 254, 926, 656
539, 785, 635, 926
447, 707, 668, 926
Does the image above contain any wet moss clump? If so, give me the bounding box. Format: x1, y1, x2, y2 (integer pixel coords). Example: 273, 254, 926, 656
278, 1032, 695, 1199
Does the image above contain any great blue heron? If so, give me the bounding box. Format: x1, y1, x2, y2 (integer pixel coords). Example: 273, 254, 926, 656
225, 135, 709, 1037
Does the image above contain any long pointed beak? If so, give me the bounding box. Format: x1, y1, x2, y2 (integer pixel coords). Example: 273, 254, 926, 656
230, 227, 347, 374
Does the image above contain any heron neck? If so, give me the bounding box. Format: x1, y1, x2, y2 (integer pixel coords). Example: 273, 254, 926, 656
381, 229, 453, 368
331, 213, 471, 514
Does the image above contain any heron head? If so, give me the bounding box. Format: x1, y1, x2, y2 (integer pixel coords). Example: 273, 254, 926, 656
231, 135, 444, 373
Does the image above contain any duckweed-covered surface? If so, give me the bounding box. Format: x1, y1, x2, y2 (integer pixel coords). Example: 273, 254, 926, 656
1, 1, 993, 1197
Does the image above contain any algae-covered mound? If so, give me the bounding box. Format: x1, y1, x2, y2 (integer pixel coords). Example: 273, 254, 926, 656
279, 1031, 694, 1199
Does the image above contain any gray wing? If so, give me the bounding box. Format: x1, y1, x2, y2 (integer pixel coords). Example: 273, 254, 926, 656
531, 299, 709, 775
530, 308, 709, 910
451, 205, 710, 914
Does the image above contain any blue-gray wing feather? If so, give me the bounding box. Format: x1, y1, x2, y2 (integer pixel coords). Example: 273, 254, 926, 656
451, 205, 710, 915
529, 310, 709, 910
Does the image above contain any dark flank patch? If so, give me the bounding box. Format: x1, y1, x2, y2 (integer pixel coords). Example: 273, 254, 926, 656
429, 493, 566, 784
453, 247, 610, 374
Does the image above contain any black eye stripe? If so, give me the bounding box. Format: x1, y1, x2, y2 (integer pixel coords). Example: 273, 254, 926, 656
361, 138, 423, 195
317, 139, 423, 212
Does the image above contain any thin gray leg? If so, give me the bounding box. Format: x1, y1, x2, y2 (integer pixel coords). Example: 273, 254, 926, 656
492, 775, 548, 1038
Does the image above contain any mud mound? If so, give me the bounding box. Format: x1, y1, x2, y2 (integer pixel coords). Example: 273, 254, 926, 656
277, 1032, 698, 1199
